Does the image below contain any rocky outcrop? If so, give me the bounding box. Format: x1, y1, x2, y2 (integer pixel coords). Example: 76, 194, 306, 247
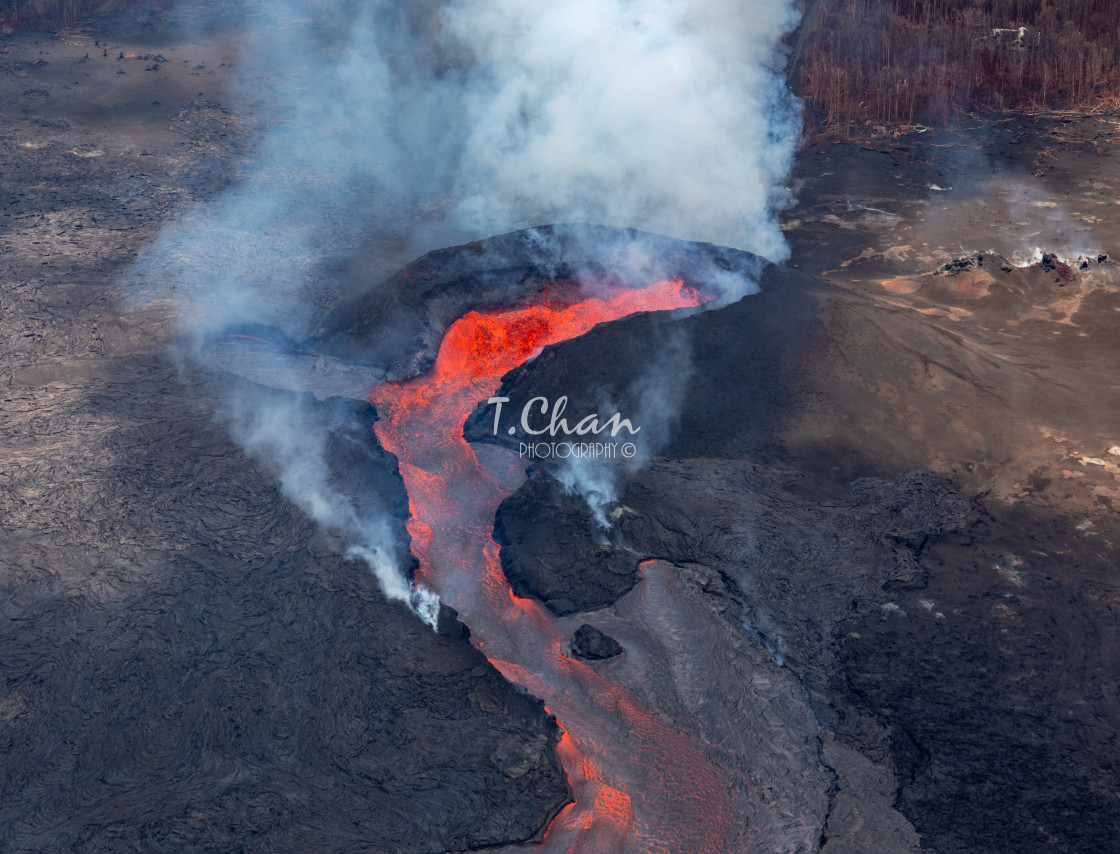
571, 624, 623, 660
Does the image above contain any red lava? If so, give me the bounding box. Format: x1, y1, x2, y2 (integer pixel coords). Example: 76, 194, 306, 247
370, 280, 741, 852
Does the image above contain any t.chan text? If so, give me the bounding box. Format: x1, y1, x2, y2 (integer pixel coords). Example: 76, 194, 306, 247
487, 395, 640, 438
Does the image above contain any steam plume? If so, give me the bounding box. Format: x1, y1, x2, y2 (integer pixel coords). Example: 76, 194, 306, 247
556, 316, 696, 528
443, 0, 802, 257
220, 388, 441, 628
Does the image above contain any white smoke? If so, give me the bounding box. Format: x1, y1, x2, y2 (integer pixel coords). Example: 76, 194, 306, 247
444, 0, 802, 258
123, 0, 802, 627
554, 316, 697, 528
219, 387, 441, 629
555, 457, 618, 530
1002, 179, 1101, 266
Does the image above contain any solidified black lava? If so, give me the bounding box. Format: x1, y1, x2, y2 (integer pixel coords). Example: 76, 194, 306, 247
495, 470, 639, 614
1039, 251, 1075, 284
571, 625, 623, 660
464, 262, 828, 466
7, 6, 1120, 841
935, 252, 985, 275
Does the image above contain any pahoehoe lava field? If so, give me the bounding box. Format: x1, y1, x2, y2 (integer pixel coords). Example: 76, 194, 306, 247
3, 2, 1120, 853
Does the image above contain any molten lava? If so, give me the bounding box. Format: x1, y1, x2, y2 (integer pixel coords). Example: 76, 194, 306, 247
371, 280, 742, 851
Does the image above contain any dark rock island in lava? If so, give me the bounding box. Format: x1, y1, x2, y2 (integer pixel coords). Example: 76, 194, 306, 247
571, 625, 624, 661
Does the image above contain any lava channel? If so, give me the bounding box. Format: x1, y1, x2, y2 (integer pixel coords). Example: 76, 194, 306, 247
370, 280, 741, 852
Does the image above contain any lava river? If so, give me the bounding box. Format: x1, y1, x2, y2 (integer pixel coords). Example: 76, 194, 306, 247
370, 280, 746, 852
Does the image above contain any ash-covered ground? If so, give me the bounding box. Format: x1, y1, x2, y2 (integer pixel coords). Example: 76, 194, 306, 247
3, 3, 1120, 853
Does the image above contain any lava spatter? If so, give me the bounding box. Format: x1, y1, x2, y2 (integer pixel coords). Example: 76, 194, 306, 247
371, 280, 744, 851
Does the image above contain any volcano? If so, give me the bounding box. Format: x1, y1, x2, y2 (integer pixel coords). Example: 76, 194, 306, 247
4, 4, 1120, 852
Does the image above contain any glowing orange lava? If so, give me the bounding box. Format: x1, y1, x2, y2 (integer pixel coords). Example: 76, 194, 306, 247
371, 280, 741, 851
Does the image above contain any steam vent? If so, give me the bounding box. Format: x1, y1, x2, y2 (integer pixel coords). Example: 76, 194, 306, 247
4, 1, 1120, 852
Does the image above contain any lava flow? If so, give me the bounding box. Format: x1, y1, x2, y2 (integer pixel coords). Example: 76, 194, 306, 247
371, 280, 742, 852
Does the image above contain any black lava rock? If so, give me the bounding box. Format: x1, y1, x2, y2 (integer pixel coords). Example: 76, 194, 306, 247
494, 471, 640, 614
571, 624, 623, 660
